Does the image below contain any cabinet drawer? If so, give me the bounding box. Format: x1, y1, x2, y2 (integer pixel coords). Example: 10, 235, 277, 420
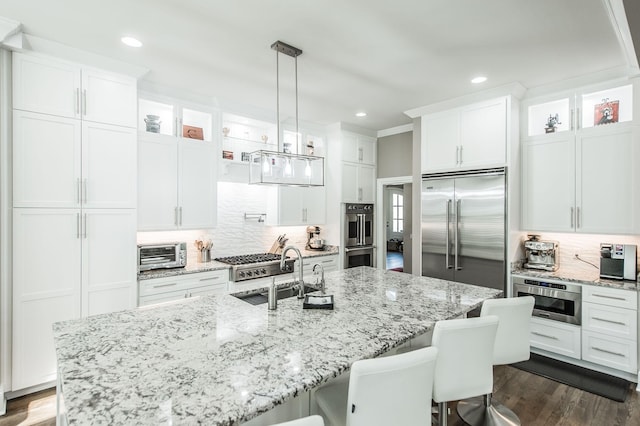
582, 302, 637, 339
303, 255, 338, 270
138, 289, 189, 306
530, 317, 581, 359
139, 270, 228, 297
582, 330, 638, 374
583, 286, 637, 310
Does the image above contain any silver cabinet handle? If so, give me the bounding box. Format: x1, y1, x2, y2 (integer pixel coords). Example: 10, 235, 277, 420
179, 207, 183, 226
570, 207, 574, 228
592, 293, 627, 301
174, 207, 179, 226
592, 317, 627, 326
459, 145, 463, 165
82, 89, 87, 115
576, 107, 581, 129
445, 200, 452, 269
77, 178, 82, 204
76, 213, 81, 239
83, 213, 87, 238
358, 147, 363, 162
199, 277, 221, 282
455, 146, 459, 165
592, 347, 625, 357
152, 282, 178, 289
358, 188, 363, 202
454, 199, 461, 270
576, 206, 580, 228
75, 88, 80, 114
532, 331, 559, 340
82, 178, 87, 203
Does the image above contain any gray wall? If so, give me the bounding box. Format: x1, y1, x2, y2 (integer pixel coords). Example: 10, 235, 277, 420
377, 131, 413, 178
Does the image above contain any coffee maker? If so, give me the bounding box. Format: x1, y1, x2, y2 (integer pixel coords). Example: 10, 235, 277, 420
306, 226, 325, 250
523, 235, 559, 271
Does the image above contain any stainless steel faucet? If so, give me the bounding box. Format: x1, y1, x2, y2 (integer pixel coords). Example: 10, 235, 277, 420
312, 263, 325, 293
280, 246, 305, 299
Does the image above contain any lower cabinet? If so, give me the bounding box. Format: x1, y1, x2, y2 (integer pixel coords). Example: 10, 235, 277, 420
12, 207, 136, 390
138, 270, 229, 307
530, 316, 581, 360
302, 255, 338, 274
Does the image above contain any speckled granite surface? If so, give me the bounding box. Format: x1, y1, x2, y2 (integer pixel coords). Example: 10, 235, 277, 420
512, 268, 639, 291
137, 246, 339, 281
53, 266, 501, 425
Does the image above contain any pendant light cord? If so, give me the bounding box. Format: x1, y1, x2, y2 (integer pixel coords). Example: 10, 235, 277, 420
276, 49, 280, 151
295, 55, 299, 154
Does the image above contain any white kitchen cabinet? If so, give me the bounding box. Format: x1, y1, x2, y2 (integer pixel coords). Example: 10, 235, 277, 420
12, 208, 136, 390
13, 52, 136, 128
138, 270, 228, 307
341, 133, 376, 165
521, 83, 638, 234
530, 316, 581, 360
13, 111, 137, 209
138, 133, 217, 230
266, 186, 326, 226
421, 97, 506, 173
302, 254, 338, 274
581, 286, 637, 374
341, 162, 375, 203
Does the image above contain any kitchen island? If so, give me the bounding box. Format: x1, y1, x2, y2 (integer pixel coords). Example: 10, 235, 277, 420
53, 267, 502, 425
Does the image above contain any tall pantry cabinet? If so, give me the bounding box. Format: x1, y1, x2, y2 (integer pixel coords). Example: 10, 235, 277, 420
11, 52, 137, 391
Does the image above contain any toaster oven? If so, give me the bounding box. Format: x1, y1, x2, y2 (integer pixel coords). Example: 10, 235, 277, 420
138, 242, 187, 272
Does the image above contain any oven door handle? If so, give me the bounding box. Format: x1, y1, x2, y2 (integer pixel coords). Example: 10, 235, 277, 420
345, 245, 375, 253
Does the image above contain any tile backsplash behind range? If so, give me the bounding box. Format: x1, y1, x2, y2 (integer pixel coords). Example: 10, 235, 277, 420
522, 232, 640, 276
137, 182, 310, 261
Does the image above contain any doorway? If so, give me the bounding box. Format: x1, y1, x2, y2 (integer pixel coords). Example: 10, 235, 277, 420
376, 176, 412, 273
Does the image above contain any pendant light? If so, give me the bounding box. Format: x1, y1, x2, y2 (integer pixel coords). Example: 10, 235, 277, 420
249, 41, 324, 186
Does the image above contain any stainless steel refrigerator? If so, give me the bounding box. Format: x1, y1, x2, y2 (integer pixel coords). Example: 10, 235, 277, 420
421, 168, 506, 291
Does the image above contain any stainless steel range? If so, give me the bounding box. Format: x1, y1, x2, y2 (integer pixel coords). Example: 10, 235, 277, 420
214, 253, 295, 282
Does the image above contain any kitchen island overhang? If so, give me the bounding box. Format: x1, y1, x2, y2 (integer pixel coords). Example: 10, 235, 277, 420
53, 266, 502, 425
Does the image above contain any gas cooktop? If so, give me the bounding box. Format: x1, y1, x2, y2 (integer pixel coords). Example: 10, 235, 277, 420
214, 253, 295, 282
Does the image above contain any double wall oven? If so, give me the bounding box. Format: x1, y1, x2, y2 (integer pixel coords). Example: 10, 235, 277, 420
513, 276, 581, 325
344, 203, 375, 268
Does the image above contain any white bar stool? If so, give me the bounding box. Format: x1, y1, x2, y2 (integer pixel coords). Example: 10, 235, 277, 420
272, 415, 325, 426
314, 346, 438, 426
456, 296, 535, 426
431, 315, 499, 426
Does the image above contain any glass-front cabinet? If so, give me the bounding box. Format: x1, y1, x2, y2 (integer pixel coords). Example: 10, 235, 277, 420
138, 97, 213, 142
521, 81, 638, 234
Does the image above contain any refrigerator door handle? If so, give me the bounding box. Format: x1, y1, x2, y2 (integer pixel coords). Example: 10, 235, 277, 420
446, 199, 453, 269
455, 199, 462, 270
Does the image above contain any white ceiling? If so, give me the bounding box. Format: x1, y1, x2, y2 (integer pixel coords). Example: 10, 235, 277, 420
1, 0, 638, 131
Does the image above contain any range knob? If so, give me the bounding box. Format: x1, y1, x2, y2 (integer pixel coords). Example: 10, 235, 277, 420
261, 268, 267, 274
239, 271, 245, 278
247, 271, 253, 277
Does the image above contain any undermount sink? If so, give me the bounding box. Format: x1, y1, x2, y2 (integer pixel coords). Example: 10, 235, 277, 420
233, 285, 319, 306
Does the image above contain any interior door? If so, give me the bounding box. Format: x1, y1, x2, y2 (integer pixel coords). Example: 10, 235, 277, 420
421, 177, 455, 281
453, 173, 505, 290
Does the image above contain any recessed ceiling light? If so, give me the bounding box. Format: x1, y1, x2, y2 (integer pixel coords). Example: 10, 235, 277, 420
471, 76, 487, 84
121, 36, 142, 48
355, 112, 367, 117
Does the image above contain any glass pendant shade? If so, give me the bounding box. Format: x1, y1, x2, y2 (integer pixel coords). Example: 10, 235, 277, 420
249, 150, 324, 186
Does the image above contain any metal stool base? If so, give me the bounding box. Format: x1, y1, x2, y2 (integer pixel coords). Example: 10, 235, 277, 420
457, 395, 521, 426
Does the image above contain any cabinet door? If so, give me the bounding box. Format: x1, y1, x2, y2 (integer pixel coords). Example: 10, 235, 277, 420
179, 139, 217, 229
304, 186, 327, 224
13, 110, 82, 208
137, 134, 179, 230
82, 209, 137, 317
12, 208, 82, 390
521, 136, 575, 232
358, 164, 376, 203
422, 111, 459, 172
358, 136, 376, 165
341, 162, 359, 202
341, 133, 359, 163
82, 122, 137, 208
13, 52, 80, 119
459, 98, 506, 168
274, 186, 305, 225
81, 68, 137, 128
576, 126, 637, 234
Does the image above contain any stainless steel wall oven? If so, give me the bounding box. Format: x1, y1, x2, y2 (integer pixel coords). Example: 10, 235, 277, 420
513, 276, 581, 325
344, 203, 374, 268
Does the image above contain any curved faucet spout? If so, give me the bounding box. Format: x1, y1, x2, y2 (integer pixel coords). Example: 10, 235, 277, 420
280, 246, 305, 298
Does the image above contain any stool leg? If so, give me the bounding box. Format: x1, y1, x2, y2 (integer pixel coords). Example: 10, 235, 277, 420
457, 393, 521, 426
438, 401, 448, 426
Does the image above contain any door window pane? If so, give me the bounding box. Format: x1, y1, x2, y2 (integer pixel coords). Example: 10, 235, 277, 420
392, 193, 403, 233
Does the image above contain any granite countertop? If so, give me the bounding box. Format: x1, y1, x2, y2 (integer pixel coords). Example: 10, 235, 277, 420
138, 246, 340, 281
512, 267, 639, 291
53, 266, 501, 425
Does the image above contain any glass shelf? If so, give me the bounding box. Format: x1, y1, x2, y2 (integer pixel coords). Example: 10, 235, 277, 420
249, 150, 324, 186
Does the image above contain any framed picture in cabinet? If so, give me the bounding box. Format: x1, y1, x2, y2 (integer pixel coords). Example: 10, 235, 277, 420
222, 150, 234, 160
183, 125, 204, 140
594, 99, 619, 126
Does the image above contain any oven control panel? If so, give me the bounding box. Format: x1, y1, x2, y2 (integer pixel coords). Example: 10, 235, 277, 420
524, 279, 566, 290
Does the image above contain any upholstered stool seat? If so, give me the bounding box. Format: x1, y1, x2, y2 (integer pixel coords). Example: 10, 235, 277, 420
314, 346, 438, 426
457, 296, 535, 426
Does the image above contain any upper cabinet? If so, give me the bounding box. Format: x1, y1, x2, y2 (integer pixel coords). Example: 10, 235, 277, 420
137, 96, 217, 231
13, 52, 137, 128
521, 82, 639, 234
340, 132, 376, 203
422, 97, 507, 173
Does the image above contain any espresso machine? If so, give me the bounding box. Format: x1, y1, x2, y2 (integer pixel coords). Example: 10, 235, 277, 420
306, 226, 325, 250
523, 235, 559, 271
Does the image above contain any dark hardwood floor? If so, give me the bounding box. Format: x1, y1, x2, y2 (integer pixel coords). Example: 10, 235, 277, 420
1, 366, 638, 425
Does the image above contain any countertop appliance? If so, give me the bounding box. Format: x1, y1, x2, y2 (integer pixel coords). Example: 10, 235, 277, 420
343, 203, 375, 268
600, 243, 637, 280
306, 226, 325, 250
513, 276, 581, 325
138, 242, 187, 272
421, 168, 505, 291
215, 253, 295, 282
523, 235, 559, 271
